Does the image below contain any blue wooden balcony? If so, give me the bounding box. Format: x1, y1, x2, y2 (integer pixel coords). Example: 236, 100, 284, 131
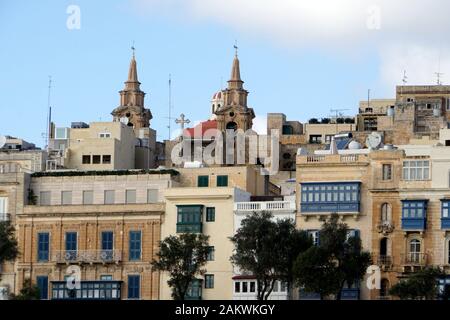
442, 218, 450, 229
51, 281, 122, 300
301, 202, 360, 213
340, 288, 360, 300
402, 217, 427, 230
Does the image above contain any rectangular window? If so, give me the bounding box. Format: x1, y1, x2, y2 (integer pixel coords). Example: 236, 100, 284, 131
99, 133, 111, 138
100, 275, 113, 281
129, 231, 142, 261
0, 197, 7, 221
37, 276, 48, 300
363, 118, 378, 131
402, 160, 430, 181
242, 282, 248, 293
147, 189, 158, 203
234, 282, 240, 293
82, 155, 91, 164
402, 200, 428, 230
206, 207, 215, 222
250, 282, 256, 293
39, 191, 51, 206
101, 231, 114, 250
127, 275, 140, 299
83, 190, 94, 205
382, 164, 392, 181
104, 190, 115, 204
125, 190, 136, 204
205, 275, 214, 289
102, 155, 111, 164
207, 246, 215, 261
92, 155, 101, 164
65, 232, 77, 261
61, 191, 72, 205
308, 230, 320, 246
217, 175, 228, 187
37, 232, 50, 262
198, 175, 209, 187
309, 135, 322, 144
443, 201, 450, 218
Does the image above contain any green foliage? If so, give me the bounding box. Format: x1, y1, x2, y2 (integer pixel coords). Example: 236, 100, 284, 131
230, 211, 311, 300
10, 279, 40, 300
308, 118, 319, 124
390, 267, 445, 300
0, 220, 19, 265
151, 233, 209, 300
344, 117, 355, 124
293, 214, 371, 300
31, 168, 179, 178
320, 118, 331, 124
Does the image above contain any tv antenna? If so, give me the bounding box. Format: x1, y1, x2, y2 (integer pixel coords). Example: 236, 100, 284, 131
330, 108, 350, 133
44, 76, 52, 151
164, 74, 176, 140
402, 70, 408, 85
435, 72, 444, 86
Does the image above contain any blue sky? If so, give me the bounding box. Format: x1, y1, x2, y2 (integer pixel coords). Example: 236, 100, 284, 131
1, 0, 449, 147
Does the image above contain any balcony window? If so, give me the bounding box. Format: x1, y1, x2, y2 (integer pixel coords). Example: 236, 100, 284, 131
185, 279, 202, 300
309, 135, 322, 144
402, 160, 430, 181
408, 239, 422, 264
101, 231, 114, 261
300, 182, 360, 213
401, 200, 427, 230
37, 232, 50, 262
441, 200, 450, 229
176, 205, 203, 233
82, 155, 91, 164
129, 231, 141, 261
37, 276, 49, 300
65, 232, 77, 261
127, 275, 140, 299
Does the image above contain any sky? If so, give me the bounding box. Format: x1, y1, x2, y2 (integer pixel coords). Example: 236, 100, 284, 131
1, 0, 450, 147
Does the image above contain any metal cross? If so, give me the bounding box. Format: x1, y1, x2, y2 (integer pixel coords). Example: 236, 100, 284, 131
175, 113, 191, 131
234, 40, 238, 56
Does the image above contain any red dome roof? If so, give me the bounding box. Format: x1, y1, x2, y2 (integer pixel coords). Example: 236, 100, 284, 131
212, 91, 223, 100
184, 120, 218, 138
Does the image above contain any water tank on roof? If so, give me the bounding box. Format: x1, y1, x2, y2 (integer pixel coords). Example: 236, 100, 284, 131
348, 140, 362, 150
387, 106, 395, 117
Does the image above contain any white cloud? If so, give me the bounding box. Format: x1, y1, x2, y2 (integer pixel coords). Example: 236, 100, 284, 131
252, 115, 267, 135
132, 0, 450, 90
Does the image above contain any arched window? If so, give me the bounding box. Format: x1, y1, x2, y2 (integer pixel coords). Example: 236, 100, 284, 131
381, 203, 392, 223
226, 122, 237, 130
409, 239, 421, 263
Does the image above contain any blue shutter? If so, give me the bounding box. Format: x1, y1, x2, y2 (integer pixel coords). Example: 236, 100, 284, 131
37, 276, 48, 300
129, 231, 141, 261
128, 275, 140, 299
38, 233, 49, 261
65, 232, 77, 251
102, 231, 114, 250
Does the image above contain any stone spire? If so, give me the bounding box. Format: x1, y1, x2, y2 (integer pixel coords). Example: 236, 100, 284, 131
124, 52, 140, 91
228, 51, 243, 90
111, 49, 152, 129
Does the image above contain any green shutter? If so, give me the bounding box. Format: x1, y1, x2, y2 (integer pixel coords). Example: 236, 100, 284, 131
198, 176, 209, 187
217, 175, 228, 187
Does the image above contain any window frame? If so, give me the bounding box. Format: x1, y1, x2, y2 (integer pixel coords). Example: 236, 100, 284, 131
37, 232, 50, 262
198, 175, 209, 187
382, 164, 392, 181
402, 160, 430, 181
127, 275, 140, 299
206, 207, 215, 222
129, 231, 142, 261
204, 274, 214, 289
217, 175, 229, 187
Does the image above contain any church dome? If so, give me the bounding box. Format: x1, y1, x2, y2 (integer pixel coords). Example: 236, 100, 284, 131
212, 91, 223, 101
211, 90, 224, 115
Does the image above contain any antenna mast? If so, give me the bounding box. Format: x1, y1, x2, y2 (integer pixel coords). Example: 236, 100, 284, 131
46, 76, 52, 152
168, 74, 172, 140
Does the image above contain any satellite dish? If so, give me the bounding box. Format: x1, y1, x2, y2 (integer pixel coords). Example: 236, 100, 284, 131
0, 135, 6, 149
366, 132, 382, 149
119, 117, 129, 125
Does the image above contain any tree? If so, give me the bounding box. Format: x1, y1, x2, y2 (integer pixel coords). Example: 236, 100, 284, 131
151, 233, 209, 300
320, 118, 331, 124
308, 118, 319, 124
230, 211, 311, 300
293, 214, 372, 300
390, 267, 445, 300
10, 279, 40, 300
0, 220, 19, 280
